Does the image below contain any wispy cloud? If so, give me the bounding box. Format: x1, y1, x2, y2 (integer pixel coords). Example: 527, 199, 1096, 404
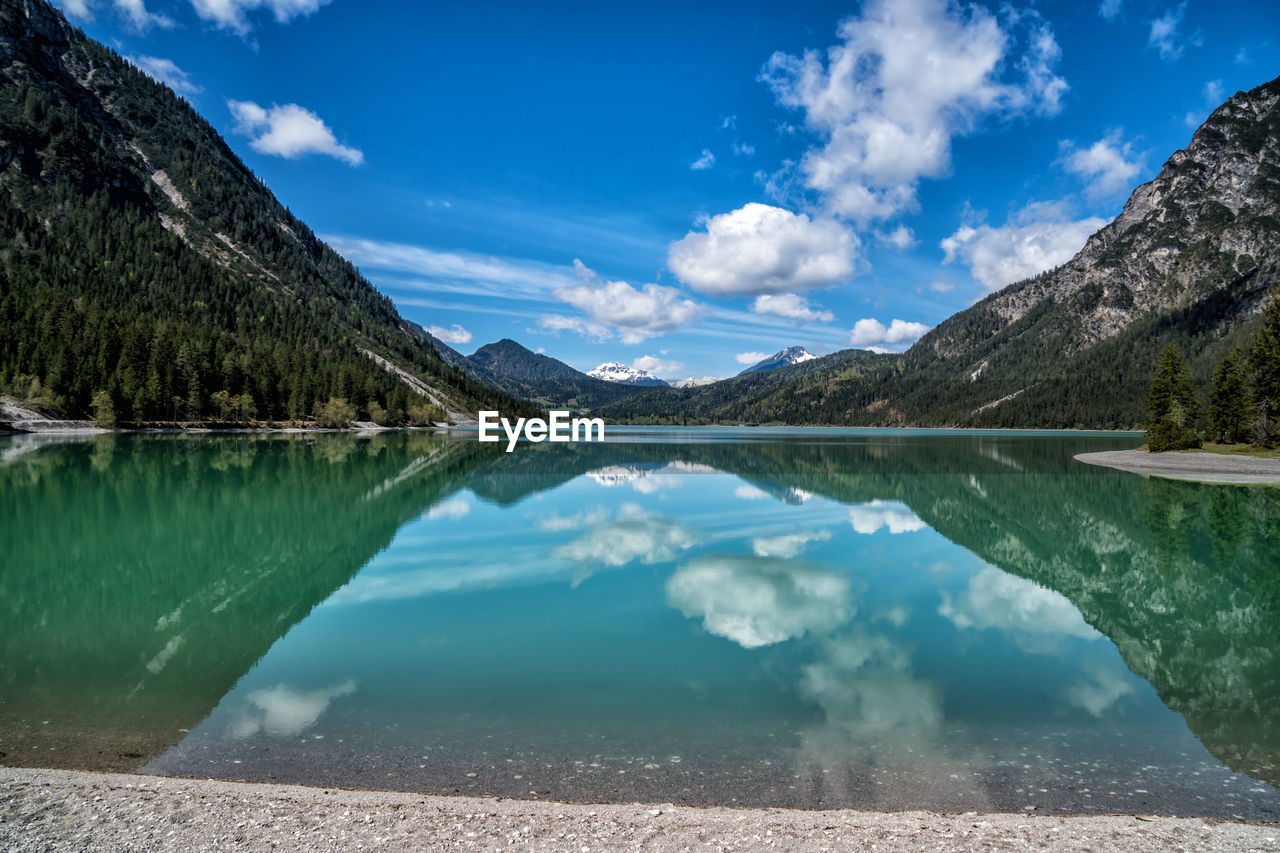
324, 237, 578, 302
1059, 131, 1143, 200
190, 0, 332, 35
128, 55, 203, 96
1148, 3, 1200, 62
425, 324, 472, 345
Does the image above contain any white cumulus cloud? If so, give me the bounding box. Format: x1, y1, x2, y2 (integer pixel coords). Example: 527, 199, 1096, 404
668, 203, 858, 296
939, 565, 1099, 643
1065, 662, 1134, 717
190, 0, 332, 35
633, 355, 684, 376
230, 680, 355, 739
759, 0, 1067, 223
752, 528, 832, 559
1060, 132, 1143, 200
425, 324, 472, 345
549, 260, 703, 344
690, 149, 716, 170
941, 202, 1106, 292
128, 56, 202, 96
552, 506, 698, 586
228, 100, 363, 165
848, 500, 927, 534
751, 293, 835, 324
426, 497, 470, 521
666, 555, 852, 649
735, 351, 772, 365
848, 318, 930, 349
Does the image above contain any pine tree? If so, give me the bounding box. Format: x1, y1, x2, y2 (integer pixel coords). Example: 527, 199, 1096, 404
1145, 344, 1202, 452
1207, 350, 1252, 444
1248, 292, 1280, 446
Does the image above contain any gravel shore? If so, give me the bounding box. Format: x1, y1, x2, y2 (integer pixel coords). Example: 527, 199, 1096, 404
1074, 450, 1280, 484
2, 768, 1277, 852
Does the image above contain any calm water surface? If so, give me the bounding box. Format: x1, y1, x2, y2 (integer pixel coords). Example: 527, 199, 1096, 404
3, 428, 1279, 817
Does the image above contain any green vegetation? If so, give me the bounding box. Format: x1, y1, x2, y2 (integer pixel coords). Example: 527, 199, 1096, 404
1248, 289, 1280, 443
1144, 345, 1202, 451
1187, 442, 1280, 460
314, 397, 357, 429
1141, 285, 1280, 451
1207, 350, 1252, 443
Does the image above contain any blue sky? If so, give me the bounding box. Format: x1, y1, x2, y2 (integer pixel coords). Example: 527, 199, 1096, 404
58, 0, 1280, 380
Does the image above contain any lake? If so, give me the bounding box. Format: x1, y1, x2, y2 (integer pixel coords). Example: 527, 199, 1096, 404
2, 428, 1279, 818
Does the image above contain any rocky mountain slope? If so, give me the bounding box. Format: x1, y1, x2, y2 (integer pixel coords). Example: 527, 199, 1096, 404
0, 0, 533, 424
738, 346, 818, 375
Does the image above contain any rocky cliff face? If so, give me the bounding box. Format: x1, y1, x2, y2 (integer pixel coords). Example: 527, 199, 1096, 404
929, 77, 1280, 364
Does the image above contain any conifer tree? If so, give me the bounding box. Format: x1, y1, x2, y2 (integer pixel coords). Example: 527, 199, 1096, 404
1207, 350, 1252, 444
1248, 292, 1280, 446
1145, 344, 1202, 452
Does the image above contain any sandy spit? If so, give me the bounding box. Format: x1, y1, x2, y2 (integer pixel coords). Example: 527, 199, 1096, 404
2, 768, 1277, 852
1074, 450, 1280, 485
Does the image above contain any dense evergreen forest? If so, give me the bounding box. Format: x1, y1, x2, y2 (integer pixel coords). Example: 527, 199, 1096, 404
0, 0, 536, 426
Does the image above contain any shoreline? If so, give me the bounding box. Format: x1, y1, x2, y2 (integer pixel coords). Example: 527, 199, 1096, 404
2, 768, 1276, 853
1, 422, 1145, 436
1074, 450, 1280, 485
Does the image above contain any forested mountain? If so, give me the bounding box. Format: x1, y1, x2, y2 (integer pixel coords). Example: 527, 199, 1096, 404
599, 348, 891, 424
604, 76, 1280, 428
0, 0, 535, 426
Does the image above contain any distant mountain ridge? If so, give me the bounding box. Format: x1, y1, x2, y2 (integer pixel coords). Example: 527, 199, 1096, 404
435, 338, 646, 409
738, 346, 819, 375
587, 362, 670, 386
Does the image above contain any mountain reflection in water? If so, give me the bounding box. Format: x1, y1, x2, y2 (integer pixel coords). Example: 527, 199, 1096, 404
1, 429, 1277, 816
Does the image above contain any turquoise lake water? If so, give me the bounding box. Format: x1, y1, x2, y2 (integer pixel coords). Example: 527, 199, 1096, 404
2, 428, 1278, 817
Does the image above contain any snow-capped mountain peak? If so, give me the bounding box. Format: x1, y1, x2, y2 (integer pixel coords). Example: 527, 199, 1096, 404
737, 346, 819, 375
587, 362, 671, 386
